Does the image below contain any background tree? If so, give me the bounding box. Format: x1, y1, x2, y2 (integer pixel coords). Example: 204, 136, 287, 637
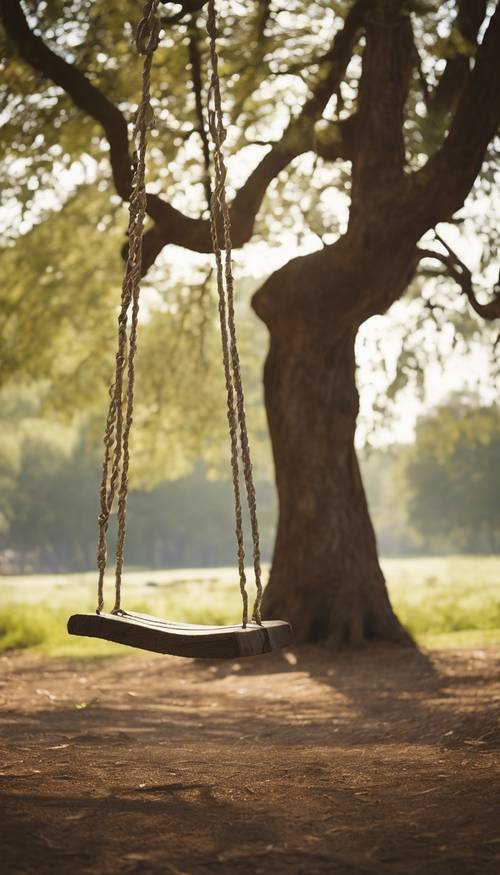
0, 385, 277, 572
406, 396, 500, 553
1, 387, 498, 572
1, 0, 499, 644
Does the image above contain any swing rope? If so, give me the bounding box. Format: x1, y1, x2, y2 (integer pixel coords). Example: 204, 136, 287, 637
206, 0, 263, 625
95, 0, 263, 627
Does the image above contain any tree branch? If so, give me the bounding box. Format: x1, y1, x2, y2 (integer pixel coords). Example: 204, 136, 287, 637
1, 0, 205, 251
426, 0, 487, 117
256, 0, 272, 42
417, 236, 500, 321
314, 115, 357, 162
1, 0, 132, 200
409, 2, 500, 229
2, 0, 365, 269
352, 0, 414, 202
142, 0, 368, 267
218, 0, 367, 241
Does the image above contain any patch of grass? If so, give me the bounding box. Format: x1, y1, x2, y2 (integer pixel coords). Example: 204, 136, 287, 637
0, 567, 246, 657
0, 557, 499, 656
0, 606, 47, 651
383, 557, 500, 641
418, 629, 500, 649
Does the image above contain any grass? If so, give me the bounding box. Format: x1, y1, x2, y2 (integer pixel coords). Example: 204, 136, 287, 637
0, 557, 499, 656
0, 567, 247, 658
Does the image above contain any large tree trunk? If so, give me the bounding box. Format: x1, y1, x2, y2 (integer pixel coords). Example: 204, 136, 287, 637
252, 238, 415, 647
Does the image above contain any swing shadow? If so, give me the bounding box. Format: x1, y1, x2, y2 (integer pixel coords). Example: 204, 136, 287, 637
2, 771, 497, 875
1, 647, 498, 875
1, 702, 498, 875
187, 642, 498, 753
3, 646, 496, 755
0, 786, 282, 875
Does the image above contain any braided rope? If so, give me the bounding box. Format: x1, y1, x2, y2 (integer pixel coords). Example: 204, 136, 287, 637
206, 0, 263, 625
96, 0, 160, 614
96, 0, 263, 627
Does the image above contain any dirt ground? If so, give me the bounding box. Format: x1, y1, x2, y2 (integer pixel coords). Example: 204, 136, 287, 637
0, 644, 499, 875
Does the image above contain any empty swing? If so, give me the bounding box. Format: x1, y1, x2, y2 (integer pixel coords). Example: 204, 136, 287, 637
67, 0, 292, 659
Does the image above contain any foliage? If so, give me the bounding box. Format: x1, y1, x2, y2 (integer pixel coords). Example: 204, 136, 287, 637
0, 384, 276, 571
128, 273, 271, 482
0, 185, 120, 399
361, 445, 420, 555
0, 0, 498, 455
1, 387, 498, 571
0, 605, 45, 651
405, 395, 500, 552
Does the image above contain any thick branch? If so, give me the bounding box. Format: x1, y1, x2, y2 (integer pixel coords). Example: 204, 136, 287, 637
417, 238, 500, 321
143, 0, 367, 266
2, 0, 219, 253
352, 0, 414, 201
409, 2, 500, 229
1, 0, 132, 200
2, 0, 364, 267
221, 0, 367, 245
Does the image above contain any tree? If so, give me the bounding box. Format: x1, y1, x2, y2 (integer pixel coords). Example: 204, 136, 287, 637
1, 0, 499, 644
0, 386, 278, 572
406, 396, 500, 553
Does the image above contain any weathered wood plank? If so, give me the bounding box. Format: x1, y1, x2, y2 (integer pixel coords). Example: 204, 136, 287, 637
67, 611, 292, 659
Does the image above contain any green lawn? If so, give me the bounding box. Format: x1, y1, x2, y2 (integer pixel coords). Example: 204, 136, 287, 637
0, 556, 499, 656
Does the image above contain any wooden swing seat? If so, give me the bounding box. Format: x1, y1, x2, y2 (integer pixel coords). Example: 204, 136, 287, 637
67, 610, 292, 659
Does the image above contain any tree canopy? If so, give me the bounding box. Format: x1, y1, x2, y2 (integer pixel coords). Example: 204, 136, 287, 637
1, 0, 499, 458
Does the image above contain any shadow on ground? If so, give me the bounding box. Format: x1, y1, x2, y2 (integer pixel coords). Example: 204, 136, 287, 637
1, 645, 499, 874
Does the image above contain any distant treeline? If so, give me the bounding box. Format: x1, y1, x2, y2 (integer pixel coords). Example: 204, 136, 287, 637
1, 455, 277, 572
1, 396, 499, 572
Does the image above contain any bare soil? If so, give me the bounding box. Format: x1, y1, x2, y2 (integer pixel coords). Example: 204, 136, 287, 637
1, 644, 499, 875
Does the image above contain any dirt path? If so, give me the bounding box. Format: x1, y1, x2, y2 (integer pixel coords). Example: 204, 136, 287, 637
1, 645, 499, 875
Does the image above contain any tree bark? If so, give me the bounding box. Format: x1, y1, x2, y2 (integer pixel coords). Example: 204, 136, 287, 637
253, 240, 415, 647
